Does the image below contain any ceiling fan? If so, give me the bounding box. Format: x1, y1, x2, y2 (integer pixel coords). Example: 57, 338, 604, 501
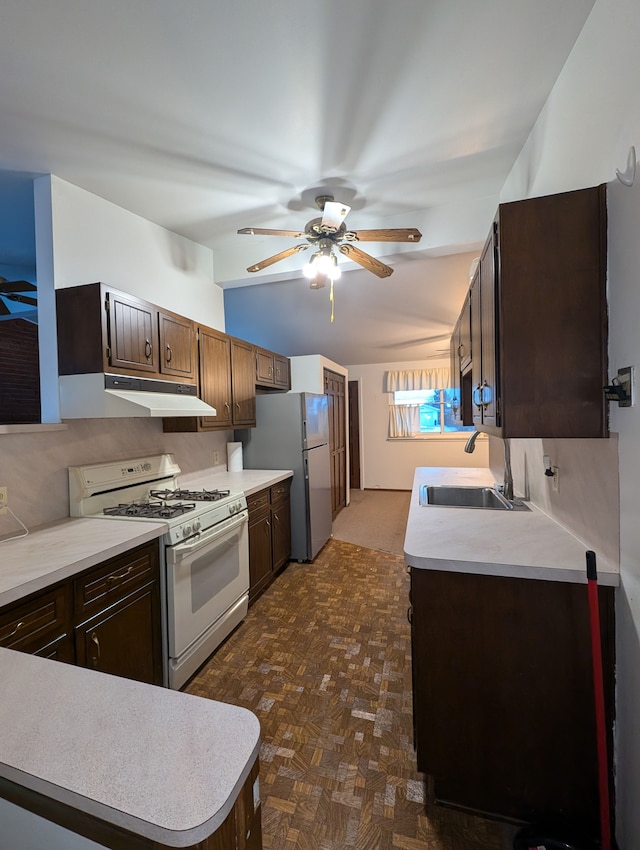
0, 277, 38, 322
238, 195, 422, 285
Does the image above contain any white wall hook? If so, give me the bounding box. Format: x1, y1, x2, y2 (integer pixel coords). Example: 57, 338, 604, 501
616, 146, 636, 187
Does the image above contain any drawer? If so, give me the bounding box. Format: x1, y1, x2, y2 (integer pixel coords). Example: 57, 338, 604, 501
74, 543, 157, 622
270, 480, 291, 505
0, 585, 71, 653
247, 489, 270, 512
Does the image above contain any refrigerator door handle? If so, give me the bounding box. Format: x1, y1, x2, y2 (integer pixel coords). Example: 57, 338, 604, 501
304, 454, 309, 479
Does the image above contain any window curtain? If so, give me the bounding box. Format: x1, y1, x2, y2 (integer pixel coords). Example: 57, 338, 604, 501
385, 368, 450, 437
388, 403, 421, 438
384, 367, 450, 392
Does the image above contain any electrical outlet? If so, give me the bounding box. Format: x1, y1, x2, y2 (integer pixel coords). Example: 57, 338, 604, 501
0, 486, 8, 516
213, 451, 220, 465
552, 467, 559, 492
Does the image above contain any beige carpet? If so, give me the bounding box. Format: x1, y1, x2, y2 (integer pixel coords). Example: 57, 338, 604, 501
331, 489, 411, 556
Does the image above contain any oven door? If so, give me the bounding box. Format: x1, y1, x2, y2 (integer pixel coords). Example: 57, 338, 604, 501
165, 511, 249, 661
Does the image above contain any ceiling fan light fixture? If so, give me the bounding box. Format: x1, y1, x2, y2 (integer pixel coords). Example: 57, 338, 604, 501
303, 252, 322, 279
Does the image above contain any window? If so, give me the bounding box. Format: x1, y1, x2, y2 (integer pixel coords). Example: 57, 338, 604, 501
389, 388, 474, 438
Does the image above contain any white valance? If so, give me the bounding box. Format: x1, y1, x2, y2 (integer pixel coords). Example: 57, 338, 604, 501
384, 367, 450, 392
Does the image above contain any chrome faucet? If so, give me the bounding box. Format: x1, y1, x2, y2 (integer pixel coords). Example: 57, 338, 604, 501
464, 429, 514, 502
464, 430, 481, 454
502, 438, 514, 502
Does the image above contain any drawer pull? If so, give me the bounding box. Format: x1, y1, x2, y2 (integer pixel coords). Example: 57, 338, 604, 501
166, 344, 173, 363
6, 620, 25, 639
107, 566, 134, 583
145, 338, 153, 359
91, 631, 101, 666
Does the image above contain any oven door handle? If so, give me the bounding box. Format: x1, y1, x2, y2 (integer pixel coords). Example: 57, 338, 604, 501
167, 512, 248, 562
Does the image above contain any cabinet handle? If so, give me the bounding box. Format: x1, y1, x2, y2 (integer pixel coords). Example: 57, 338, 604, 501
107, 566, 134, 583
166, 344, 172, 363
145, 338, 153, 359
458, 343, 464, 357
91, 631, 101, 667
273, 513, 279, 523
265, 519, 271, 529
473, 384, 483, 409
224, 402, 231, 413
236, 402, 241, 412
407, 606, 412, 625
6, 620, 24, 639
480, 380, 491, 410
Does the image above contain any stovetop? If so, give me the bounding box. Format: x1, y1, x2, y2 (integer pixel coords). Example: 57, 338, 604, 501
68, 454, 247, 545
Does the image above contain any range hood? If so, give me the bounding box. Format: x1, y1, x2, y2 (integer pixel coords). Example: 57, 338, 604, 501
58, 373, 217, 419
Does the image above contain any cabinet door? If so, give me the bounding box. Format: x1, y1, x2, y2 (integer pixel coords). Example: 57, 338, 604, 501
159, 311, 196, 380
248, 504, 273, 603
449, 318, 462, 425
0, 584, 72, 658
458, 292, 472, 372
271, 484, 291, 571
106, 291, 159, 374
231, 339, 257, 427
470, 234, 499, 431
478, 227, 499, 429
273, 355, 290, 390
75, 583, 163, 685
199, 327, 233, 429
255, 349, 275, 385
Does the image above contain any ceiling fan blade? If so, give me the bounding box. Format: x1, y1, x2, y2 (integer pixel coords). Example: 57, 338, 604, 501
238, 227, 306, 238
346, 228, 422, 243
339, 244, 394, 278
321, 201, 351, 233
246, 244, 309, 273
4, 293, 37, 306
0, 279, 37, 292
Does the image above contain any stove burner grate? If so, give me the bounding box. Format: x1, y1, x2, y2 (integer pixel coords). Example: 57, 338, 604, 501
149, 488, 231, 502
103, 501, 196, 519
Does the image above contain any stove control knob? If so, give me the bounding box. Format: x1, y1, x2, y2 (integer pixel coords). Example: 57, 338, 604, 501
183, 524, 192, 538
193, 519, 202, 533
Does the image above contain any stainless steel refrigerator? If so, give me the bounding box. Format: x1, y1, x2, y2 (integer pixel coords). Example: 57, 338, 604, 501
240, 392, 332, 561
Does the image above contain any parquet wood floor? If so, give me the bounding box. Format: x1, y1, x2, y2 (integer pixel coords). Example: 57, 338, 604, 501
186, 539, 507, 850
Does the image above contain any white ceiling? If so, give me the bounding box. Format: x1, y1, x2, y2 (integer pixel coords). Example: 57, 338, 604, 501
0, 0, 596, 362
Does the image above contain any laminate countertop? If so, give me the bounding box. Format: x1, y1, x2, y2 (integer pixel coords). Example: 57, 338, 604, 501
404, 467, 619, 586
0, 646, 260, 847
0, 469, 293, 609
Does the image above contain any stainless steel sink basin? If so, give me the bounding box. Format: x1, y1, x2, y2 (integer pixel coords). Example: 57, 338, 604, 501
419, 484, 529, 511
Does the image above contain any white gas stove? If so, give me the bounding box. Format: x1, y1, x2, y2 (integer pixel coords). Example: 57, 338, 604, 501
68, 454, 249, 689
68, 453, 247, 543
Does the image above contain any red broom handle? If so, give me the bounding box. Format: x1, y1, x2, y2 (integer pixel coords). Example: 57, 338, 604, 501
586, 550, 611, 850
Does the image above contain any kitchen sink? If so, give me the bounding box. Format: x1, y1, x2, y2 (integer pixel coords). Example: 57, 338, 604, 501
419, 484, 529, 511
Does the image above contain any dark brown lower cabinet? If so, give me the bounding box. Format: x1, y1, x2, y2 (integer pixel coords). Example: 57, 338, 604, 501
247, 479, 292, 604
0, 540, 162, 686
410, 567, 615, 830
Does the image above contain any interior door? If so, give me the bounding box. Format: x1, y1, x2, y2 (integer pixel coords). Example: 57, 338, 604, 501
323, 368, 347, 518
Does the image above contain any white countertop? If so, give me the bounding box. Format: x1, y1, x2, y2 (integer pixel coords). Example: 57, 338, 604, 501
404, 467, 619, 586
0, 518, 167, 608
0, 468, 293, 610
181, 466, 293, 497
0, 647, 260, 847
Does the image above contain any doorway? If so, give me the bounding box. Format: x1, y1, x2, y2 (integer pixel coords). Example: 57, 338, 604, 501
323, 368, 347, 519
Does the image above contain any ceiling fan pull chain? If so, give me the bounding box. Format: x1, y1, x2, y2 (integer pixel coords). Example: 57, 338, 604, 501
330, 279, 335, 323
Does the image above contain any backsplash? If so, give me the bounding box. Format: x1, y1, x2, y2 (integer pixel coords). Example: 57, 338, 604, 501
489, 434, 620, 568
0, 419, 230, 536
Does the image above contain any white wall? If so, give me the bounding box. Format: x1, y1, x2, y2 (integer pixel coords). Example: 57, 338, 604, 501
289, 355, 347, 394
0, 177, 232, 536
49, 176, 224, 327
498, 0, 639, 842
346, 360, 489, 490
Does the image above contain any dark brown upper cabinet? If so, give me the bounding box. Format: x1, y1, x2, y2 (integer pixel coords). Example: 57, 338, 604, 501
450, 185, 608, 439
163, 326, 257, 432
255, 346, 291, 391
56, 283, 196, 384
